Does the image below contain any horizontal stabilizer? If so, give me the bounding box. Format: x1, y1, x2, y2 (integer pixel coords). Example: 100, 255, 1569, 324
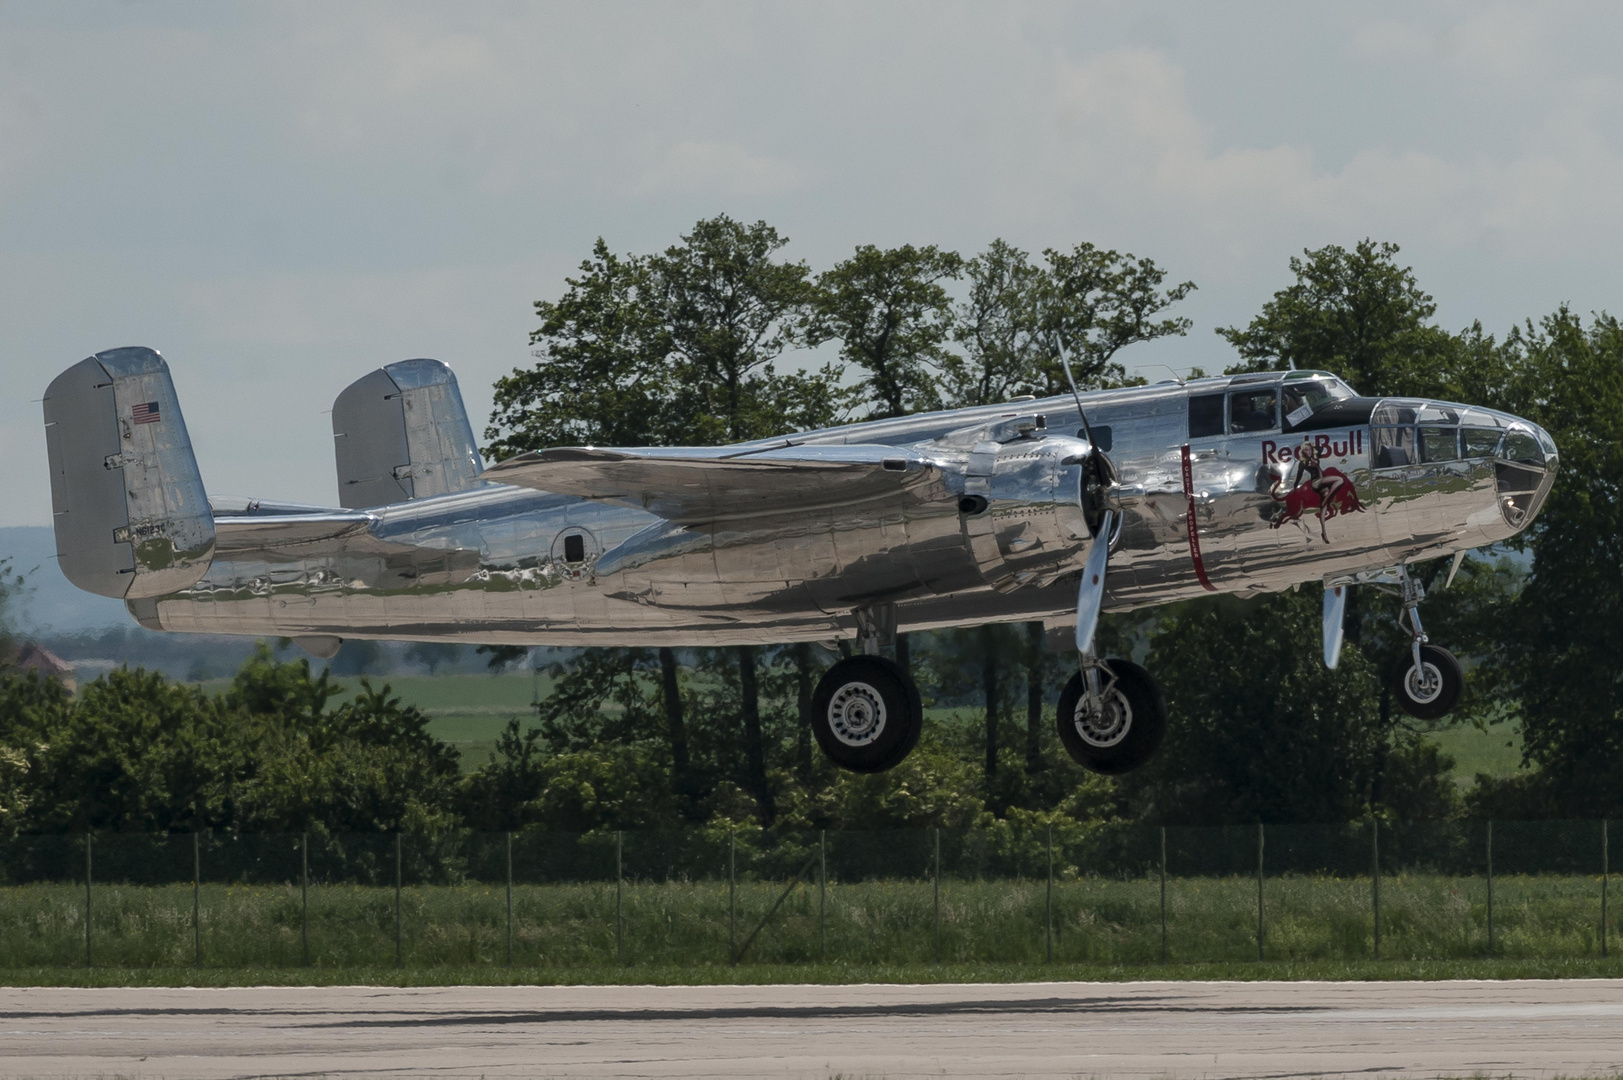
212, 512, 377, 556
485, 444, 939, 524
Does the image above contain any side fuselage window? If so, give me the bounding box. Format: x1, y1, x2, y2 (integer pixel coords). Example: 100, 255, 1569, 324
1419, 426, 1460, 463
1373, 425, 1415, 468
1228, 390, 1278, 433
1188, 393, 1225, 439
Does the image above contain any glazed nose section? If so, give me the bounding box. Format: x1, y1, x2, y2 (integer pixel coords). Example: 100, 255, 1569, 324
1496, 418, 1558, 531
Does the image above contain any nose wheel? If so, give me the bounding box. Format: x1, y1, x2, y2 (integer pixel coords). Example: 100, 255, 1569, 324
1393, 642, 1463, 720
1389, 567, 1465, 720
810, 655, 923, 773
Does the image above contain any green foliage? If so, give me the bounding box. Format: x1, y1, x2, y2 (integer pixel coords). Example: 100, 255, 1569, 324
0, 647, 460, 835
488, 218, 850, 461
1217, 239, 1457, 397
1472, 311, 1623, 817
944, 239, 1187, 406
809, 243, 964, 418
1129, 591, 1390, 824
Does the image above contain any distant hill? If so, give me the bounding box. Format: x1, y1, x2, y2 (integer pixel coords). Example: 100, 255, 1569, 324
0, 525, 131, 634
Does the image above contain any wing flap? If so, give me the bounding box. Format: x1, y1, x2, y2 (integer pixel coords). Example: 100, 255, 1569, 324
485, 444, 941, 523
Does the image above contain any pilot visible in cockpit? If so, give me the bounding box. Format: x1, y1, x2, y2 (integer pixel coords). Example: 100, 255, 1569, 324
1229, 390, 1278, 433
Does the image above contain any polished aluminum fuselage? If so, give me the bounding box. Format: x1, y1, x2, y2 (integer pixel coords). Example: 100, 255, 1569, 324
134, 374, 1556, 646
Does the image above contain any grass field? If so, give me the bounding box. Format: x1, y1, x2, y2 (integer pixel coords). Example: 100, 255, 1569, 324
3, 873, 1609, 975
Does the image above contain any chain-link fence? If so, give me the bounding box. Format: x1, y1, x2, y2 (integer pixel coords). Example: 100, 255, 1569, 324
0, 820, 1612, 968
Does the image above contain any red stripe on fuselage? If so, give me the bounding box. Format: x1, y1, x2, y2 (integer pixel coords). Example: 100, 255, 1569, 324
1181, 443, 1218, 592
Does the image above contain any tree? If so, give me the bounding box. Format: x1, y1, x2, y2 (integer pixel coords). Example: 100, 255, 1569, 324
649, 215, 832, 443
1127, 592, 1393, 825
487, 239, 676, 459
1217, 239, 1457, 398
943, 240, 1191, 407
0, 558, 26, 668
1042, 242, 1194, 393
1472, 310, 1623, 817
810, 244, 963, 417
405, 641, 462, 675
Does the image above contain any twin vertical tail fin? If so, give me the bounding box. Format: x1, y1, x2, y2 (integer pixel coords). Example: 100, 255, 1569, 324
331, 358, 484, 509
42, 347, 214, 599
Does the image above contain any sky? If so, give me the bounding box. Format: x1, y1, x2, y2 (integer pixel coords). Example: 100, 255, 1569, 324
3, 1, 1623, 530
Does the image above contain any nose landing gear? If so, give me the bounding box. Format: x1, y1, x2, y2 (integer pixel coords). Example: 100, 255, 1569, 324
1332, 564, 1466, 720
1390, 570, 1463, 720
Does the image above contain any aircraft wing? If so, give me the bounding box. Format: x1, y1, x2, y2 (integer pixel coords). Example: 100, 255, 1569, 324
484, 444, 942, 524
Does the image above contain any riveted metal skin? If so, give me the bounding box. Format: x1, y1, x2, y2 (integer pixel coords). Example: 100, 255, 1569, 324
43, 360, 1557, 648
42, 348, 214, 599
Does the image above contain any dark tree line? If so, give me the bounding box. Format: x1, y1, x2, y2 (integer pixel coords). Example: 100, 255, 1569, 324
1, 229, 1618, 835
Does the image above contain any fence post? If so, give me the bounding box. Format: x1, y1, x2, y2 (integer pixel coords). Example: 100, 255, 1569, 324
1486, 820, 1494, 958
1256, 823, 1265, 963
933, 826, 941, 965
1371, 817, 1381, 961
301, 831, 309, 967
505, 831, 513, 967
819, 829, 827, 963
193, 832, 201, 968
615, 830, 623, 967
83, 832, 92, 969
1159, 826, 1167, 965
394, 833, 402, 967
728, 829, 736, 966
1602, 819, 1609, 960
1045, 822, 1053, 964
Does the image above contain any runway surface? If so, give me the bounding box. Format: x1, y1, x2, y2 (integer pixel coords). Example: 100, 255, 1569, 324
2, 979, 1621, 1079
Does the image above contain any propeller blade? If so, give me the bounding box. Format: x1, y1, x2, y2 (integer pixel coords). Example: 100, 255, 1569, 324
1075, 510, 1117, 655
1323, 583, 1348, 669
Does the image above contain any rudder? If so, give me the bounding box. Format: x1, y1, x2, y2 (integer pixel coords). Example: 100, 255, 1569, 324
42, 347, 214, 599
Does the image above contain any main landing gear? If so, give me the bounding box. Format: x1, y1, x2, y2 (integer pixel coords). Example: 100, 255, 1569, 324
1052, 507, 1170, 776
1056, 658, 1168, 774
810, 655, 924, 773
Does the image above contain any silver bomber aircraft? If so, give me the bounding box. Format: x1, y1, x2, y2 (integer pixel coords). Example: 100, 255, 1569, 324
41, 347, 1558, 775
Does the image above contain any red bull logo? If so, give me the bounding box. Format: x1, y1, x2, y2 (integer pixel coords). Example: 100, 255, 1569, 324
1262, 430, 1365, 464
1266, 432, 1366, 543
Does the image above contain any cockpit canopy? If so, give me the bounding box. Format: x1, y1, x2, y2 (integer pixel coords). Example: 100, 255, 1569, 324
1371, 398, 1559, 529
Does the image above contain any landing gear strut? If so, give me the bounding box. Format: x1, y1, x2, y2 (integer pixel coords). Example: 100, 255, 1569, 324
1331, 566, 1466, 720
1390, 569, 1463, 720
1054, 508, 1169, 775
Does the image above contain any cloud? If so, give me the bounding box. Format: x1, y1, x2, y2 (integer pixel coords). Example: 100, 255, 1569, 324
1027, 44, 1623, 261
631, 139, 810, 198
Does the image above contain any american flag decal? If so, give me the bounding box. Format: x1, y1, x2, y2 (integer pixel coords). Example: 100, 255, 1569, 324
132, 401, 161, 425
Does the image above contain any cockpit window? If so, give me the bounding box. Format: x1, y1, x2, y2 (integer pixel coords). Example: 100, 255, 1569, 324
1503, 430, 1544, 465
1462, 428, 1503, 458
1419, 426, 1459, 462
1228, 389, 1277, 433
1281, 380, 1354, 422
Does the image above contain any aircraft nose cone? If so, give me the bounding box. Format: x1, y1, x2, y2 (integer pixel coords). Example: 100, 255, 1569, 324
1497, 416, 1558, 530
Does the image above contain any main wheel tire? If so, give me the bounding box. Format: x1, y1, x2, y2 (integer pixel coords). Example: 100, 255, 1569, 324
1392, 644, 1463, 721
1055, 659, 1167, 775
811, 655, 923, 773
